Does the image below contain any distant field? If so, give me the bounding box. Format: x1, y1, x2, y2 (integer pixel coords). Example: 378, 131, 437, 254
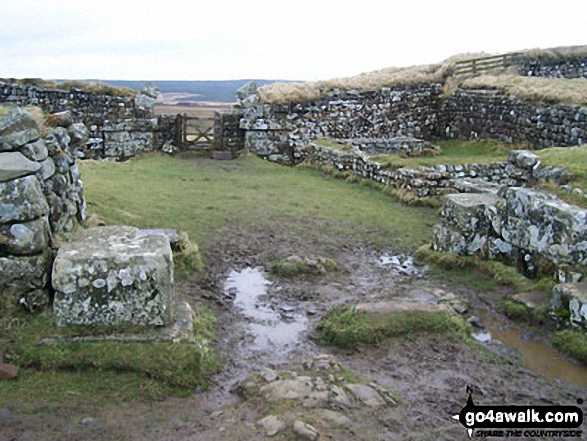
154, 102, 235, 119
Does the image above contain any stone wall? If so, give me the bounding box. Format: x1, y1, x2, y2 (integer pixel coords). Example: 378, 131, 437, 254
299, 144, 569, 199
1, 108, 85, 311
240, 84, 443, 163
0, 81, 173, 161
233, 80, 586, 165
518, 58, 587, 79
442, 89, 587, 147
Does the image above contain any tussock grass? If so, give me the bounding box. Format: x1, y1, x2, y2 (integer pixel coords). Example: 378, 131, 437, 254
2, 78, 136, 97
461, 75, 587, 105
314, 305, 470, 350
519, 45, 587, 62
258, 45, 587, 105
552, 329, 587, 365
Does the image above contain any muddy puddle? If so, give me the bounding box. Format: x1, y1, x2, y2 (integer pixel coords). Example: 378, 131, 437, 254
223, 267, 308, 351
476, 314, 587, 388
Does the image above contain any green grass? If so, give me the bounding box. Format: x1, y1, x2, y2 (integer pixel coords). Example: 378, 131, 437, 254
552, 329, 587, 365
537, 145, 587, 207
498, 298, 549, 324
371, 139, 521, 169
80, 152, 439, 253
0, 306, 218, 405
313, 137, 354, 152
314, 305, 470, 350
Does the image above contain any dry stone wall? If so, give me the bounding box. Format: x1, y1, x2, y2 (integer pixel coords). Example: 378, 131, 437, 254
0, 81, 173, 161
0, 108, 85, 311
518, 58, 587, 79
442, 89, 587, 147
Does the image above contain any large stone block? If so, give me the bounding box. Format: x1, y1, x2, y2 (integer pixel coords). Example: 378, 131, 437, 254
441, 192, 503, 238
502, 187, 587, 265
0, 175, 49, 224
52, 226, 175, 327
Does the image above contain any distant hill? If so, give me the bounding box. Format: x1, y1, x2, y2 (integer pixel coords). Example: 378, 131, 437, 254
70, 79, 290, 103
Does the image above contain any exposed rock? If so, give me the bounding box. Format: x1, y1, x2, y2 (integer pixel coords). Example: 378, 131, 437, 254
52, 226, 175, 327
0, 151, 41, 182
345, 384, 387, 408
0, 175, 49, 224
37, 157, 56, 180
257, 415, 286, 437
236, 81, 258, 102
0, 107, 40, 151
261, 378, 314, 402
355, 300, 447, 315
508, 150, 540, 171
292, 420, 319, 441
452, 178, 502, 195
19, 289, 49, 313
512, 291, 551, 310
552, 282, 587, 328
135, 83, 160, 111
0, 250, 52, 295
0, 360, 18, 380
20, 139, 49, 162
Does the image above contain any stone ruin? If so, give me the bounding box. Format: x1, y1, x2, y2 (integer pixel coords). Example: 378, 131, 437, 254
1, 107, 85, 311
0, 108, 191, 342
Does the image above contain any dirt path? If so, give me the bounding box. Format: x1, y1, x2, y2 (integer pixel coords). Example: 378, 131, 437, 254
2, 219, 585, 440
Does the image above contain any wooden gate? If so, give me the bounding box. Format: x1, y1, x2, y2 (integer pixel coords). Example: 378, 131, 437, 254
175, 114, 215, 150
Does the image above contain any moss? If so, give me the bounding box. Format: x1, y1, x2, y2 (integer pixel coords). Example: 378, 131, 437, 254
552, 329, 587, 365
314, 305, 470, 350
174, 231, 204, 279
270, 256, 339, 277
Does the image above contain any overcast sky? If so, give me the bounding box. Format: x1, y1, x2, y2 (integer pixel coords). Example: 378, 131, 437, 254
1, 0, 584, 81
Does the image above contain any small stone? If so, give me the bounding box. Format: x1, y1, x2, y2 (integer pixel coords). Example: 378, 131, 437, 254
293, 420, 319, 441
467, 316, 485, 329
81, 417, 100, 426
0, 362, 19, 380
0, 408, 12, 421
257, 415, 286, 437
345, 384, 386, 408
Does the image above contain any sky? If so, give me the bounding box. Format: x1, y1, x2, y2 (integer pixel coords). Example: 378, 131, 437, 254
1, 0, 585, 82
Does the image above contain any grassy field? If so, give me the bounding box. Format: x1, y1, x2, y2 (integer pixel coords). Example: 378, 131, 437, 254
80, 152, 439, 253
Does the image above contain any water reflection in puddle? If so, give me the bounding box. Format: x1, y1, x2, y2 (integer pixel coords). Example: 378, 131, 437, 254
378, 253, 425, 276
479, 315, 587, 388
224, 267, 308, 350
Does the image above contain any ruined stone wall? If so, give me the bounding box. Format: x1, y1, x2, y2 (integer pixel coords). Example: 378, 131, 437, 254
0, 108, 85, 311
241, 84, 443, 163
0, 81, 170, 161
518, 58, 587, 79
442, 89, 587, 147
300, 144, 568, 199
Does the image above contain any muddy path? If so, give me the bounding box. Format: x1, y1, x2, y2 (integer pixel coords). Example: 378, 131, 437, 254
2, 218, 586, 441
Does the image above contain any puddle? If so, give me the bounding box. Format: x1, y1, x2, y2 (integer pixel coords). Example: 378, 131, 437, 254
377, 253, 425, 276
480, 315, 587, 388
224, 267, 308, 351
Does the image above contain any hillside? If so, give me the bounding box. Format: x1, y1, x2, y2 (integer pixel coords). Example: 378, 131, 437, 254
75, 79, 288, 103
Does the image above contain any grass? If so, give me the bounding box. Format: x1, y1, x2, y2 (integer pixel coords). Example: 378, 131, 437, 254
2, 78, 137, 97
371, 139, 520, 169
314, 305, 470, 350
462, 75, 587, 106
270, 256, 339, 277
258, 45, 587, 105
415, 245, 556, 295
498, 298, 549, 324
538, 145, 587, 191
313, 137, 354, 152
552, 329, 587, 365
0, 305, 218, 405
80, 153, 439, 253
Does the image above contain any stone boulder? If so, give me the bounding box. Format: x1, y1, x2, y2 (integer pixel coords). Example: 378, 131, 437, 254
0, 107, 40, 151
52, 226, 175, 327
0, 175, 49, 224
0, 152, 41, 182
502, 187, 587, 265
552, 282, 587, 328
134, 82, 160, 112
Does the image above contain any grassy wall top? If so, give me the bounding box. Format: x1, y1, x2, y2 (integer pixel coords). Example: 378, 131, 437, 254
1, 78, 137, 98
258, 45, 587, 105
